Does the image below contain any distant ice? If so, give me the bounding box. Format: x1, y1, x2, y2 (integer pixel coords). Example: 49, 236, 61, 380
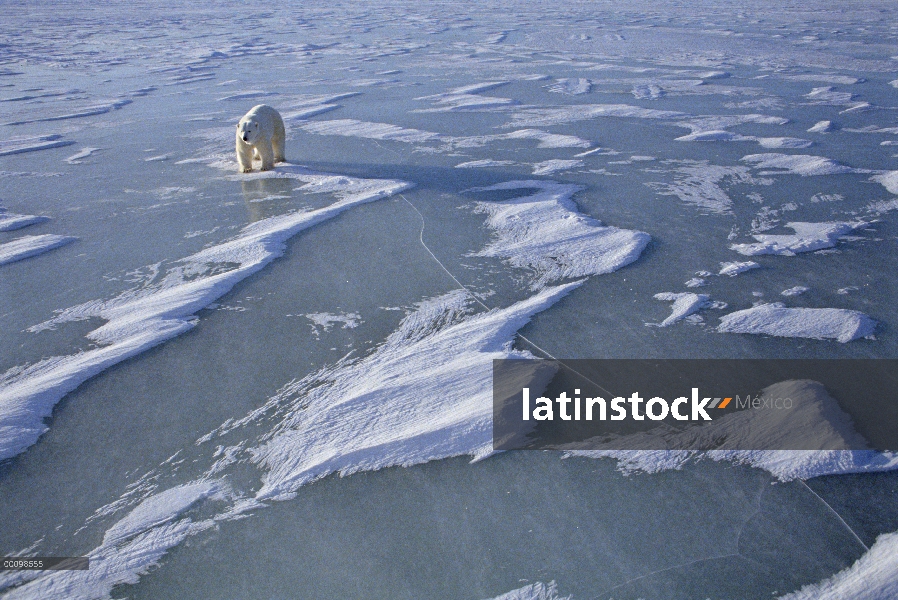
456, 159, 515, 169
685, 278, 707, 288
546, 78, 591, 95
299, 119, 591, 151
730, 222, 865, 256
0, 209, 49, 232
872, 171, 898, 195
531, 160, 583, 175
781, 286, 810, 297
675, 131, 812, 149
778, 74, 861, 85
755, 137, 814, 148
719, 261, 760, 276
811, 193, 844, 203
778, 531, 898, 599
484, 581, 571, 600
646, 162, 765, 214
741, 153, 856, 176
65, 147, 101, 164
718, 303, 876, 343
502, 129, 591, 149
304, 312, 362, 338
807, 120, 835, 133
415, 81, 515, 112
677, 114, 788, 136
652, 292, 712, 326
5, 98, 132, 125
0, 88, 79, 102
436, 82, 511, 95
676, 119, 814, 148
632, 83, 665, 99
675, 130, 743, 142
803, 86, 856, 106
866, 199, 898, 216
299, 119, 440, 144
0, 134, 75, 157
846, 125, 898, 135
469, 180, 649, 289
509, 103, 684, 127
217, 90, 276, 101
0, 234, 76, 267
840, 103, 872, 114
280, 104, 341, 121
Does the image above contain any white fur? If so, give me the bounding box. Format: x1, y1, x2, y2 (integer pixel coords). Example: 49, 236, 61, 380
235, 104, 285, 172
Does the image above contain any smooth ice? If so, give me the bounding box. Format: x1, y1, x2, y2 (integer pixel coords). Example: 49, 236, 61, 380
2, 1, 898, 599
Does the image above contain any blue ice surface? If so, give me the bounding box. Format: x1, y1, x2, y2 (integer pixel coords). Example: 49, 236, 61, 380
1, 1, 897, 598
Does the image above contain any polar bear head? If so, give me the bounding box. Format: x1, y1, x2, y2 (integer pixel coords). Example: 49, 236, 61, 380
237, 117, 262, 144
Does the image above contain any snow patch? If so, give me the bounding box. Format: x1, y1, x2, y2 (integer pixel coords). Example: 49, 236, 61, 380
546, 78, 591, 95
807, 120, 835, 133
652, 292, 712, 327
719, 261, 760, 276
0, 209, 49, 232
65, 147, 101, 164
718, 303, 876, 343
531, 159, 583, 175
304, 312, 362, 337
0, 134, 75, 157
730, 222, 865, 256
0, 234, 76, 266
778, 531, 898, 599
484, 581, 571, 600
509, 103, 685, 127
741, 153, 856, 176
872, 171, 898, 195
468, 180, 649, 289
781, 286, 810, 297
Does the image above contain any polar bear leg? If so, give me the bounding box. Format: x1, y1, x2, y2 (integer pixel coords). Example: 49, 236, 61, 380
272, 117, 286, 163
236, 138, 254, 172
257, 141, 275, 171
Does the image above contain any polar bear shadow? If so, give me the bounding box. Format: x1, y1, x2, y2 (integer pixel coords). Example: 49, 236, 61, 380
236, 104, 286, 172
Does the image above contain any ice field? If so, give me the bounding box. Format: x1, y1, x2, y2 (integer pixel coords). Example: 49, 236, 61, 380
1, 1, 898, 598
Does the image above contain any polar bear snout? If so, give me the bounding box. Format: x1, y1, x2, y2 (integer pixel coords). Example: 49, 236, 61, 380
237, 121, 261, 144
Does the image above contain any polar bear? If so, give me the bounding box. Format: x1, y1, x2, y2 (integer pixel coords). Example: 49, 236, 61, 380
236, 104, 285, 172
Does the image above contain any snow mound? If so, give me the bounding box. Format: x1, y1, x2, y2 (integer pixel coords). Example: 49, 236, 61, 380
718, 303, 876, 343
730, 222, 865, 256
